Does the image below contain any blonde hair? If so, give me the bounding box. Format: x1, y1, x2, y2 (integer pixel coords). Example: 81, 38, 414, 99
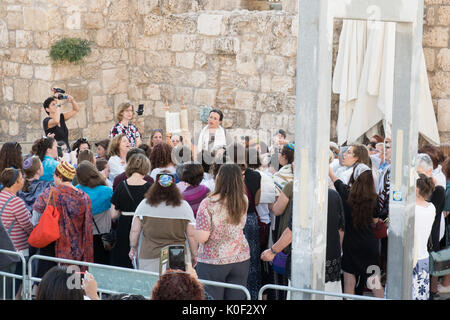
107, 133, 127, 158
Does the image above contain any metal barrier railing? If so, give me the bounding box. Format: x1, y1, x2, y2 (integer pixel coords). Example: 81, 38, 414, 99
0, 249, 27, 300
27, 254, 251, 300
258, 284, 387, 300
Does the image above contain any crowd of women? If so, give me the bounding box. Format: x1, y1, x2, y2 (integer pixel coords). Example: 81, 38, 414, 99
0, 103, 449, 300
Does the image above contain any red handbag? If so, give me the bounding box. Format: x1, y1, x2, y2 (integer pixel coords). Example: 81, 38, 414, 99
372, 219, 388, 239
28, 188, 60, 248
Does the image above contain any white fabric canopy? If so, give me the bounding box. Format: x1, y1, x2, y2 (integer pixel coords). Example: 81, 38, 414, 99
333, 20, 440, 146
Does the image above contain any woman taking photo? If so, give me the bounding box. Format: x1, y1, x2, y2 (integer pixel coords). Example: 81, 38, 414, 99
329, 163, 384, 298
110, 153, 152, 268
107, 133, 131, 181
76, 161, 113, 265
110, 103, 142, 148
32, 161, 93, 278
129, 171, 197, 272
195, 164, 250, 300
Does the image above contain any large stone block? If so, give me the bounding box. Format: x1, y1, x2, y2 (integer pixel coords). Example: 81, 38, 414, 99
96, 29, 114, 47
92, 95, 114, 123
14, 79, 29, 104
6, 11, 23, 30
137, 0, 159, 15
214, 37, 240, 55
198, 14, 224, 36
52, 64, 81, 81
176, 52, 195, 69
144, 84, 161, 100
144, 15, 163, 36
265, 55, 286, 75
235, 90, 256, 110
35, 66, 53, 81
437, 48, 450, 71
0, 21, 8, 48
430, 71, 450, 98
23, 7, 49, 31
3, 62, 19, 76
271, 76, 294, 93
438, 99, 450, 131
28, 50, 51, 65
102, 66, 128, 95
84, 12, 105, 29
20, 64, 33, 79
236, 53, 258, 76
438, 6, 450, 25
194, 88, 217, 106
424, 48, 436, 72
110, 0, 130, 21
423, 26, 449, 48
66, 102, 87, 130
29, 80, 51, 104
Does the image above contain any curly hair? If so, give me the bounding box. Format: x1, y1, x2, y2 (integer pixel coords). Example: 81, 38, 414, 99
347, 170, 378, 230
31, 137, 55, 162
0, 142, 23, 172
151, 270, 204, 300
149, 143, 173, 169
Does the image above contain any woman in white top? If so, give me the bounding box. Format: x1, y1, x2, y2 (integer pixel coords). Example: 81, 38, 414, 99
149, 143, 176, 181
107, 133, 130, 181
413, 173, 436, 300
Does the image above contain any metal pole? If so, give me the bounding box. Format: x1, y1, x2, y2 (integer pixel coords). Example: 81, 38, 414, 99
386, 2, 423, 300
291, 0, 332, 300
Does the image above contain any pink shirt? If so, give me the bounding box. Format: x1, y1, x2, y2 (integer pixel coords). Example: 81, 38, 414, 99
0, 191, 33, 252
196, 197, 250, 265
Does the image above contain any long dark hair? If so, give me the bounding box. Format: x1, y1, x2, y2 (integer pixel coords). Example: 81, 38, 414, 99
0, 142, 23, 172
145, 172, 182, 207
36, 266, 84, 300
32, 137, 56, 161
211, 164, 247, 225
348, 144, 372, 185
347, 170, 378, 229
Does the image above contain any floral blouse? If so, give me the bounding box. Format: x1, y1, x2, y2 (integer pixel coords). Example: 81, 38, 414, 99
32, 185, 93, 263
109, 122, 141, 147
195, 197, 250, 265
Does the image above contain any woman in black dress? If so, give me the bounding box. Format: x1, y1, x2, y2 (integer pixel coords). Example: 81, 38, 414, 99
110, 153, 152, 268
329, 160, 384, 298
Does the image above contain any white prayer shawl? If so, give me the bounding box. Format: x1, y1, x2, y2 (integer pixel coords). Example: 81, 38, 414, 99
333, 20, 367, 145
333, 20, 440, 145
197, 125, 227, 152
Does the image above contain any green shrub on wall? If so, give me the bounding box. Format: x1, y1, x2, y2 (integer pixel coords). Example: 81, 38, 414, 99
49, 38, 92, 63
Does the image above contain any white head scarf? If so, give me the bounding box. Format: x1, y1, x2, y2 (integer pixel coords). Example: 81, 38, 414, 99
353, 163, 371, 180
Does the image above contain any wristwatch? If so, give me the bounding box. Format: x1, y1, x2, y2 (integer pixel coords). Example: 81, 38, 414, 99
270, 247, 277, 255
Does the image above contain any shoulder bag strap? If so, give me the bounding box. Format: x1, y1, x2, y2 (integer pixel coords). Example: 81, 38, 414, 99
92, 216, 101, 234
0, 196, 17, 235
122, 180, 137, 207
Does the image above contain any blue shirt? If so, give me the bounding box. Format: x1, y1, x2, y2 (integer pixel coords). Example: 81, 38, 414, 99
76, 185, 113, 215
40, 156, 59, 182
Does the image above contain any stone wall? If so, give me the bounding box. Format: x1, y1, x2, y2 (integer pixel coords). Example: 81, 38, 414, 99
424, 0, 450, 143
0, 0, 449, 150
0, 0, 298, 148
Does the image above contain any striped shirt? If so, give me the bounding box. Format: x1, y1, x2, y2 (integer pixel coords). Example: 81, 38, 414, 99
0, 190, 33, 252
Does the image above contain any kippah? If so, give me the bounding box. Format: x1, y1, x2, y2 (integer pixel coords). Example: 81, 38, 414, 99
56, 161, 76, 180
23, 157, 33, 170
158, 174, 174, 188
